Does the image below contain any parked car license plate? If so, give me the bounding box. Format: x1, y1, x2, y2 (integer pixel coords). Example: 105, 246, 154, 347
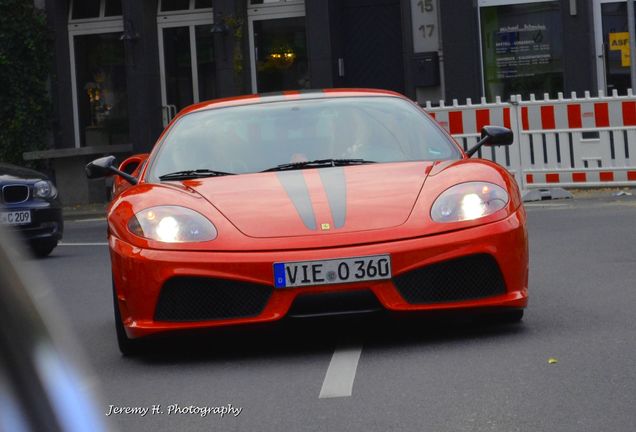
0, 210, 31, 226
273, 254, 391, 288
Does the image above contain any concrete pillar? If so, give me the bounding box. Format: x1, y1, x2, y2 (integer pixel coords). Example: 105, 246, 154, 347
122, 0, 164, 153
305, 0, 334, 89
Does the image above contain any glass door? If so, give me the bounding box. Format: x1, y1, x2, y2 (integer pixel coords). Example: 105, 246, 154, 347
72, 32, 129, 147
594, 0, 636, 94
157, 13, 215, 126
67, 0, 125, 147
478, 0, 563, 101
603, 2, 632, 94
251, 17, 309, 93
248, 3, 309, 93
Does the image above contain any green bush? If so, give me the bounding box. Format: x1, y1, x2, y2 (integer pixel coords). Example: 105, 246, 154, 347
0, 0, 50, 165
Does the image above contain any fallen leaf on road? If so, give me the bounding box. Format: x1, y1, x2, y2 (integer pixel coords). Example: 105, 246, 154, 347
548, 357, 558, 364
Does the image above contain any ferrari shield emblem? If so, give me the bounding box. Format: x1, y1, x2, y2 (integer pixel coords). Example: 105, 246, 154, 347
321, 223, 331, 231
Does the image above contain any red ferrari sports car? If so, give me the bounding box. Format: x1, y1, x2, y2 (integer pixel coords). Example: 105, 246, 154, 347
86, 89, 528, 355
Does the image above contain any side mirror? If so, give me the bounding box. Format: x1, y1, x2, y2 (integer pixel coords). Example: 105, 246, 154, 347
85, 155, 138, 185
466, 126, 514, 157
481, 125, 513, 146
85, 155, 116, 179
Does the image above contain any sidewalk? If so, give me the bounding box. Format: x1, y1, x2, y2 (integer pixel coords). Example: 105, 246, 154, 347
568, 187, 636, 200
63, 203, 108, 221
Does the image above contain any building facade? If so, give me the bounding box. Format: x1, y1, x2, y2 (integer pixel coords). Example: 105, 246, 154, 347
40, 0, 635, 202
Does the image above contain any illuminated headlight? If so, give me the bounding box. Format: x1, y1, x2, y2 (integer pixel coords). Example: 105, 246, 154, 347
431, 182, 509, 223
128, 206, 217, 243
33, 180, 58, 199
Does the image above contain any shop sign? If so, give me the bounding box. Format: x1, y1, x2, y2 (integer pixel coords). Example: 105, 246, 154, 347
609, 32, 630, 67
493, 23, 552, 79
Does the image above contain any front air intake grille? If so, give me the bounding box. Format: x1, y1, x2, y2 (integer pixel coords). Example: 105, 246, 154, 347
287, 289, 382, 318
154, 277, 272, 322
393, 254, 506, 304
2, 185, 29, 203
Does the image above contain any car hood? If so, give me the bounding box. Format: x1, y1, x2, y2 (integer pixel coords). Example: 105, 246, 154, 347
0, 162, 47, 182
183, 161, 433, 238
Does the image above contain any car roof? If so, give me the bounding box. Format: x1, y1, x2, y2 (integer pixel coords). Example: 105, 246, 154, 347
176, 88, 408, 118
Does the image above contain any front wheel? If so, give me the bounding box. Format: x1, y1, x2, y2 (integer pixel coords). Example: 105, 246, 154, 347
500, 309, 524, 323
31, 239, 57, 257
488, 309, 524, 324
112, 282, 143, 356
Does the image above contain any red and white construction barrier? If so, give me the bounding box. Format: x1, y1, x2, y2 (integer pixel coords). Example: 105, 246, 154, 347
526, 169, 636, 186
424, 90, 636, 190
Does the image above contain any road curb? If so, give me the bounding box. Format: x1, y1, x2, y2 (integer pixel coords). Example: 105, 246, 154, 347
63, 204, 107, 221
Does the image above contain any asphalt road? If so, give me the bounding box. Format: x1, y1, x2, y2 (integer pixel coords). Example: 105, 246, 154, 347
29, 195, 636, 432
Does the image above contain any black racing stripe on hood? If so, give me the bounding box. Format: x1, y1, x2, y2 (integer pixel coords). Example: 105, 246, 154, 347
319, 167, 347, 228
277, 171, 317, 230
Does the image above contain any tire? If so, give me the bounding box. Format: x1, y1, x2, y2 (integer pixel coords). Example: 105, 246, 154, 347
503, 309, 524, 322
112, 282, 143, 356
479, 309, 524, 325
31, 239, 57, 257
494, 309, 524, 323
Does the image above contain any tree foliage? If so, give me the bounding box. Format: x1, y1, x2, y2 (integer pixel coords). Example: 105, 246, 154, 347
0, 0, 50, 165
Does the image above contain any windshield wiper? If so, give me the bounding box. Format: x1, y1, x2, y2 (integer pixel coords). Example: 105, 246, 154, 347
159, 169, 235, 181
262, 159, 376, 172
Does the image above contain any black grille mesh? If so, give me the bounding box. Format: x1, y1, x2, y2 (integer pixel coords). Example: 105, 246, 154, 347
393, 254, 506, 304
154, 277, 272, 322
287, 289, 382, 317
3, 185, 29, 203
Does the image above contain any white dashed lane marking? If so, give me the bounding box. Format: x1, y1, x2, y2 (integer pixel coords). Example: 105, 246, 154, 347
319, 343, 363, 399
58, 242, 108, 246
69, 217, 107, 223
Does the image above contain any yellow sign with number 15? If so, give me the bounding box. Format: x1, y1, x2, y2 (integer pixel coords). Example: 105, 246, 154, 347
609, 32, 631, 67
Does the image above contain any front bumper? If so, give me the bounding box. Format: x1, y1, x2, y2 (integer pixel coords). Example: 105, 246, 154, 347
110, 208, 528, 339
4, 201, 63, 243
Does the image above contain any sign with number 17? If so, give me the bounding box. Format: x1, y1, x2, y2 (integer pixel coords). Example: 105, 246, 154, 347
411, 0, 440, 53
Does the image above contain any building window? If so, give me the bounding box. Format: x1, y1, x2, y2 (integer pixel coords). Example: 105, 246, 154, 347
68, 0, 126, 147
247, 0, 309, 93
479, 0, 563, 100
253, 17, 309, 92
156, 3, 215, 126
104, 0, 123, 17
249, 0, 304, 6
597, 1, 636, 95
71, 0, 122, 20
73, 33, 129, 147
159, 0, 212, 13
71, 0, 101, 20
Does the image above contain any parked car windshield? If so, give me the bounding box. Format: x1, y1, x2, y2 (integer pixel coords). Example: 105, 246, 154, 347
149, 96, 462, 178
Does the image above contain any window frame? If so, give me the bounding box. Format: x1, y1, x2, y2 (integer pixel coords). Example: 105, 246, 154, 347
68, 0, 123, 24
157, 0, 213, 17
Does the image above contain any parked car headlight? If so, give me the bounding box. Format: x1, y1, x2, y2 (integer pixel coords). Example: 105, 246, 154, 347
33, 180, 58, 199
431, 182, 508, 223
128, 206, 217, 243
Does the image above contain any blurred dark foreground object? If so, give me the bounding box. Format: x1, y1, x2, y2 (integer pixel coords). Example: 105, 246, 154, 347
0, 228, 110, 431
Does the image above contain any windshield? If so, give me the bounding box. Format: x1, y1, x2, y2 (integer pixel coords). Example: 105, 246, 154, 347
149, 96, 461, 179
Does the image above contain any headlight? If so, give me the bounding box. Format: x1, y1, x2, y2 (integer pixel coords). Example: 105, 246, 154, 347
431, 182, 509, 223
128, 206, 217, 243
33, 180, 58, 199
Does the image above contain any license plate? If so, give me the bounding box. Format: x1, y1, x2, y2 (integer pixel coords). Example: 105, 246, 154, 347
0, 210, 31, 226
273, 254, 391, 288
